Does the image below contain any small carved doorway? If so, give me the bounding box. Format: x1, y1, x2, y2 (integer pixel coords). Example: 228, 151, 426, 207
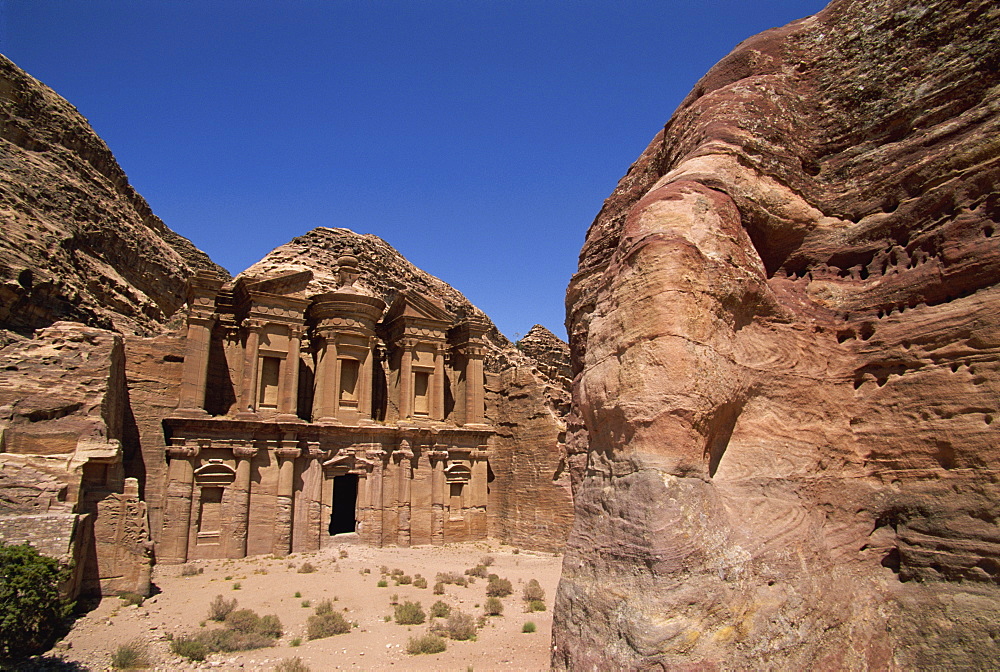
329, 473, 358, 535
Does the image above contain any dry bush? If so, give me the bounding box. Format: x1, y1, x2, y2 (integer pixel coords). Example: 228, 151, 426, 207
394, 601, 426, 625
435, 572, 467, 586
446, 611, 476, 641
480, 555, 495, 567
413, 576, 428, 589
433, 582, 445, 595
397, 574, 413, 585
430, 600, 451, 618
522, 579, 545, 602
297, 562, 316, 574
170, 636, 208, 661
484, 597, 503, 616
486, 575, 513, 598
117, 592, 145, 607
180, 565, 202, 577
110, 638, 152, 669
315, 599, 334, 615
274, 657, 311, 672
307, 610, 351, 639
208, 595, 238, 621
406, 633, 446, 654
464, 564, 488, 578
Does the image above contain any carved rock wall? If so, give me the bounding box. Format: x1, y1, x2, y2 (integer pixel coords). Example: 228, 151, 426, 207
0, 322, 151, 597
557, 0, 1000, 668
0, 55, 226, 337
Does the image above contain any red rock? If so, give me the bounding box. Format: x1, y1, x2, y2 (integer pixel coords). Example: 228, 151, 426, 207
557, 0, 1000, 668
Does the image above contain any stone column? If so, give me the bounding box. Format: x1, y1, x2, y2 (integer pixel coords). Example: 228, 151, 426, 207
272, 437, 300, 556
359, 337, 375, 421
470, 446, 489, 539
398, 340, 414, 420
368, 448, 385, 546
314, 332, 339, 422
227, 443, 257, 558
237, 321, 263, 418
277, 326, 303, 421
395, 440, 413, 547
175, 314, 215, 417
159, 441, 200, 563
464, 346, 486, 425
429, 449, 448, 545
432, 343, 446, 421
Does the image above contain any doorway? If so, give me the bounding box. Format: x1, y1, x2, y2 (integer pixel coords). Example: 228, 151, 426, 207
329, 474, 358, 535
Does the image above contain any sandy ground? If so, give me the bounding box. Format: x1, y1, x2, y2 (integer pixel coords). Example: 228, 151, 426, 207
49, 539, 562, 671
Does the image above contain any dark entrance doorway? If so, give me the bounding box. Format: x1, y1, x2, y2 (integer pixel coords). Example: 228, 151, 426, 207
329, 474, 358, 535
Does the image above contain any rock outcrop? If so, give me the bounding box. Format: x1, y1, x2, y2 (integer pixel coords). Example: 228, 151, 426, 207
556, 0, 1000, 668
0, 54, 225, 337
0, 323, 151, 597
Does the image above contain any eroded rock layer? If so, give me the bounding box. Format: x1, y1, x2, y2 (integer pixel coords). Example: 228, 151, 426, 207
556, 0, 1000, 668
0, 54, 225, 336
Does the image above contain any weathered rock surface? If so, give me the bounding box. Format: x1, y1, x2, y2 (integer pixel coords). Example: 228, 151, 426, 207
212, 228, 575, 551
0, 322, 151, 597
0, 54, 226, 336
556, 0, 1000, 668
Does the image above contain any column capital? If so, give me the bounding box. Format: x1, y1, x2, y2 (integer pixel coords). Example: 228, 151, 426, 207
427, 449, 449, 462
167, 440, 200, 459
233, 444, 258, 459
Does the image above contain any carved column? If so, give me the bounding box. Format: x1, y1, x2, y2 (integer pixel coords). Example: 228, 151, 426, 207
359, 337, 375, 420
432, 343, 446, 421
272, 437, 299, 556
237, 320, 263, 418
368, 448, 385, 546
394, 440, 413, 547
464, 345, 486, 425
429, 449, 448, 545
314, 332, 339, 422
470, 446, 489, 539
398, 340, 414, 420
160, 441, 200, 563
277, 326, 303, 421
227, 442, 257, 558
175, 314, 215, 417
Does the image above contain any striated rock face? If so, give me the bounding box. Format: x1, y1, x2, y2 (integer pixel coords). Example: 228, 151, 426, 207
0, 322, 151, 597
489, 325, 574, 552
556, 0, 1000, 668
210, 227, 575, 551
0, 54, 225, 336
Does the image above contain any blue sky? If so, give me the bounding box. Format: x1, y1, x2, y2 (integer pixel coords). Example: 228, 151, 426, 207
2, 0, 828, 340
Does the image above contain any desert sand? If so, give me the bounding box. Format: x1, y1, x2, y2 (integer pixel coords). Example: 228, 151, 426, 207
53, 540, 562, 671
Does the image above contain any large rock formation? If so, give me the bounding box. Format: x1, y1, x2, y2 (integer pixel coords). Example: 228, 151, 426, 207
556, 0, 1000, 668
0, 323, 151, 598
0, 54, 225, 337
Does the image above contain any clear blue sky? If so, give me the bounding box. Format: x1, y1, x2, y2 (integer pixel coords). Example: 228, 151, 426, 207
2, 0, 827, 340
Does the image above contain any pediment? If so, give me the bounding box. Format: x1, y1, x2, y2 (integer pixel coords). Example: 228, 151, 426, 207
384, 291, 453, 326
239, 269, 313, 297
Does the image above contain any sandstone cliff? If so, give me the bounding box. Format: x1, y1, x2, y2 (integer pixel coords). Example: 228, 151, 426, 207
0, 54, 226, 337
556, 0, 1000, 668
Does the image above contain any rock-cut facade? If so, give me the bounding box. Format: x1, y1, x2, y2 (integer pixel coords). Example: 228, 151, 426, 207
159, 251, 494, 562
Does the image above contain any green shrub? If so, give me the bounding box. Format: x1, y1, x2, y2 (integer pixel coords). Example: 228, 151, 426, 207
301, 600, 311, 608
389, 593, 399, 606
430, 600, 451, 618
486, 576, 513, 598
208, 595, 238, 621
258, 614, 283, 639
406, 633, 446, 654
522, 621, 537, 633
170, 636, 208, 661
297, 562, 316, 574
275, 657, 311, 672
294, 591, 301, 598
0, 542, 72, 661
377, 579, 388, 588
394, 601, 426, 625
413, 576, 428, 589
484, 597, 503, 616
290, 637, 301, 647
198, 627, 274, 652
315, 599, 334, 615
433, 581, 445, 595
446, 611, 476, 641
226, 608, 261, 633
307, 610, 351, 639
118, 591, 145, 607
522, 579, 545, 602
528, 599, 546, 612
232, 582, 241, 590
397, 574, 412, 585
110, 638, 153, 668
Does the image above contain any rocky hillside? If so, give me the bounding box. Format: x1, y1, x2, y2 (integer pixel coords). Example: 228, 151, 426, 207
557, 0, 1000, 668
0, 54, 225, 337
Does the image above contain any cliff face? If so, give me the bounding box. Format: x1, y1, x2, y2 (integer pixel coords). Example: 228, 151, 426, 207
238, 228, 575, 551
557, 0, 1000, 668
0, 55, 226, 336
